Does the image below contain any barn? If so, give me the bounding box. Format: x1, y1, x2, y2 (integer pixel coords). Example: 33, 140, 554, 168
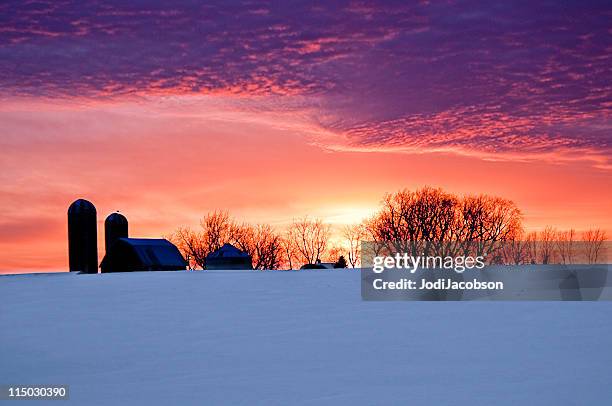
100, 238, 187, 273
206, 243, 252, 270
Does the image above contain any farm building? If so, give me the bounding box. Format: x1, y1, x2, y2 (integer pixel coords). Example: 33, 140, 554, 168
206, 243, 252, 270
100, 238, 187, 273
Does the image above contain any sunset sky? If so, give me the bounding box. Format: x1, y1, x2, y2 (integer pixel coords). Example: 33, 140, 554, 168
0, 0, 610, 272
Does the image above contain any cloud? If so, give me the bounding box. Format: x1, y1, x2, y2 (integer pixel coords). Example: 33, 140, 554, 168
0, 0, 610, 164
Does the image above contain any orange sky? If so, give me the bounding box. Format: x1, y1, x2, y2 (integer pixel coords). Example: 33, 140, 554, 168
2, 2, 611, 273
0, 96, 610, 273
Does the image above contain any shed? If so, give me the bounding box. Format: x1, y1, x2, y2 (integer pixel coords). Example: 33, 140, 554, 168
300, 262, 336, 270
100, 238, 187, 273
206, 243, 252, 270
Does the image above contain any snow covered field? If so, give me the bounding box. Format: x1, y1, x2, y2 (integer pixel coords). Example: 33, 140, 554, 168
1, 270, 611, 405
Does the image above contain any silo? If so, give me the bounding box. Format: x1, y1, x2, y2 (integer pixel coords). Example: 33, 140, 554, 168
105, 212, 128, 253
68, 199, 98, 273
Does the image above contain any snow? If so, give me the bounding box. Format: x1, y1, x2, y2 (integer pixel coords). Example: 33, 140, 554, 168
1, 270, 611, 405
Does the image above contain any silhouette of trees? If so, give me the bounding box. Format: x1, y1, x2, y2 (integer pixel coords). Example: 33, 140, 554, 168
582, 228, 607, 264
334, 255, 348, 268
537, 226, 556, 264
171, 210, 233, 269
457, 194, 523, 257
280, 232, 298, 270
172, 187, 606, 270
171, 226, 208, 269
501, 227, 607, 265
555, 228, 576, 264
171, 211, 283, 270
363, 216, 386, 258
343, 224, 365, 268
501, 235, 531, 265
287, 216, 330, 266
200, 210, 233, 254
230, 223, 283, 270
325, 245, 345, 263
364, 187, 523, 259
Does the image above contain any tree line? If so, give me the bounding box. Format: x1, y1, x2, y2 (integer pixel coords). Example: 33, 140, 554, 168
171, 186, 607, 269
171, 211, 335, 270
500, 227, 607, 265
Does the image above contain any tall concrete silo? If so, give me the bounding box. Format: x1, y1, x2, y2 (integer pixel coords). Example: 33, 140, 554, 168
105, 212, 128, 253
68, 199, 98, 273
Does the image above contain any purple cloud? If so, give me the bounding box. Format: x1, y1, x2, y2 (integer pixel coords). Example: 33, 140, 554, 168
0, 0, 610, 163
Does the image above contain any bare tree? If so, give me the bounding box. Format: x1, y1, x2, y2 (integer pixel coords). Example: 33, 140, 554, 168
343, 224, 365, 268
454, 195, 522, 258
225, 222, 284, 270
229, 221, 255, 254
539, 226, 556, 264
169, 227, 207, 269
366, 187, 522, 260
582, 228, 607, 264
525, 231, 539, 264
325, 245, 346, 263
287, 216, 330, 266
170, 211, 232, 269
555, 229, 576, 264
362, 216, 387, 263
280, 233, 298, 270
501, 230, 530, 265
479, 196, 522, 256
256, 225, 284, 270
200, 210, 232, 254
173, 211, 283, 270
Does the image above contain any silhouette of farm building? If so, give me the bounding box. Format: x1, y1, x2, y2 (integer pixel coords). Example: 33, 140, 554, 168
100, 238, 187, 273
206, 243, 252, 270
104, 212, 128, 254
68, 199, 99, 274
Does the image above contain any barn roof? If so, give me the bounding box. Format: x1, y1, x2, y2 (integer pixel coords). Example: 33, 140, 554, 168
206, 243, 250, 259
100, 238, 186, 271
